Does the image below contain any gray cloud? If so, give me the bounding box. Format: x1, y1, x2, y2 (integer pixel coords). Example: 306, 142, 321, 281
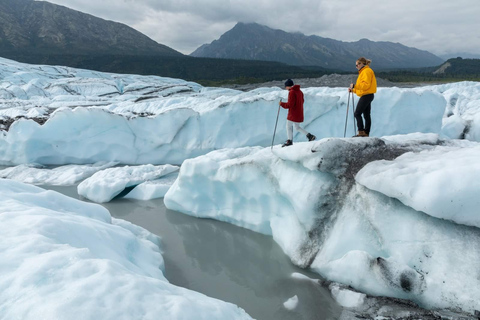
44, 0, 480, 56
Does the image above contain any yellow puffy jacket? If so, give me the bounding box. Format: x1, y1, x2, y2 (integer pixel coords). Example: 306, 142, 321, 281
353, 65, 377, 97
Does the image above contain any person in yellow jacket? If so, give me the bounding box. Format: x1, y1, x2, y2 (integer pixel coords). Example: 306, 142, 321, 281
348, 57, 377, 137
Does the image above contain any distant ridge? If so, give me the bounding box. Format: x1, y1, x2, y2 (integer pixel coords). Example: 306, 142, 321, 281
191, 22, 444, 71
439, 53, 480, 60
0, 0, 182, 57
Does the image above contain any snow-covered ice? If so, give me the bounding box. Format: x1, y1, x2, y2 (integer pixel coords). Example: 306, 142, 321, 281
0, 57, 451, 166
164, 136, 480, 314
77, 164, 179, 203
123, 172, 179, 201
0, 161, 117, 185
0, 161, 179, 202
423, 81, 480, 139
3, 57, 480, 317
283, 295, 299, 310
0, 179, 252, 320
356, 142, 480, 228
329, 284, 366, 308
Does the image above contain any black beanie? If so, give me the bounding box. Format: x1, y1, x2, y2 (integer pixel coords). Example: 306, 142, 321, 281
284, 79, 294, 87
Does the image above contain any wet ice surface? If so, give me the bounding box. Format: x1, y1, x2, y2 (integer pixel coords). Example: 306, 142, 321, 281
44, 185, 342, 320
28, 185, 475, 319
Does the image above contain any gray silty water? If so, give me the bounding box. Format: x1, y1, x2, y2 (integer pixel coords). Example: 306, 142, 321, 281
43, 185, 343, 320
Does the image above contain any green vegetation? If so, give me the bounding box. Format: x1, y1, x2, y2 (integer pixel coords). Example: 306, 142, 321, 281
378, 58, 480, 83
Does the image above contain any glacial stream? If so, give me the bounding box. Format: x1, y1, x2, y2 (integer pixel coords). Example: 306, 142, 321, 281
43, 185, 343, 320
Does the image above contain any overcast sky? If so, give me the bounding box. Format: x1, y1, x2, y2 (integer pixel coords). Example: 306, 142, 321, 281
44, 0, 480, 58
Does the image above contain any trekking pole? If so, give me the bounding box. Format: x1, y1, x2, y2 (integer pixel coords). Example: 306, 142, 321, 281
351, 76, 357, 135
271, 99, 282, 149
343, 92, 350, 137
351, 91, 356, 134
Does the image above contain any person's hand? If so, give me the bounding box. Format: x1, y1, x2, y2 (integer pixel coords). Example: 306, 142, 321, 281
348, 87, 352, 92
278, 101, 282, 106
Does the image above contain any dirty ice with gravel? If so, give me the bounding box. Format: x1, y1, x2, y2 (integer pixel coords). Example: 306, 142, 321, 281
1, 56, 480, 319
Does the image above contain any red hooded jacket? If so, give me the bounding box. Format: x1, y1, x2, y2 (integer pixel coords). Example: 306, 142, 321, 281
280, 85, 304, 122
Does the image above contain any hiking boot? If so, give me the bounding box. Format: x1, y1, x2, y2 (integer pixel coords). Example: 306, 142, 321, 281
306, 133, 316, 141
353, 130, 369, 137
282, 140, 293, 147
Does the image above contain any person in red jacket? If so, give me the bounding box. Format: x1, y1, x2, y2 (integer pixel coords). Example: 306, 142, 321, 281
279, 79, 316, 147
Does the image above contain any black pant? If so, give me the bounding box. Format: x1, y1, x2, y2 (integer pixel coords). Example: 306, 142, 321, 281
354, 94, 374, 134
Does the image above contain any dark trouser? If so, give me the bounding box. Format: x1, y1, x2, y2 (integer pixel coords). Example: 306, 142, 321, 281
354, 94, 374, 134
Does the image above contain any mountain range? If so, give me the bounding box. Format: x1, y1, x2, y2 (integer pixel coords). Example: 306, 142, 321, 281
191, 23, 444, 71
0, 0, 181, 57
1, 0, 477, 85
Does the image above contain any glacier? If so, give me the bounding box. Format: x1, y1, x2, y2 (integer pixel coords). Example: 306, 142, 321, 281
2, 56, 480, 318
0, 57, 454, 166
0, 161, 118, 185
164, 135, 480, 314
0, 179, 252, 320
77, 164, 179, 203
